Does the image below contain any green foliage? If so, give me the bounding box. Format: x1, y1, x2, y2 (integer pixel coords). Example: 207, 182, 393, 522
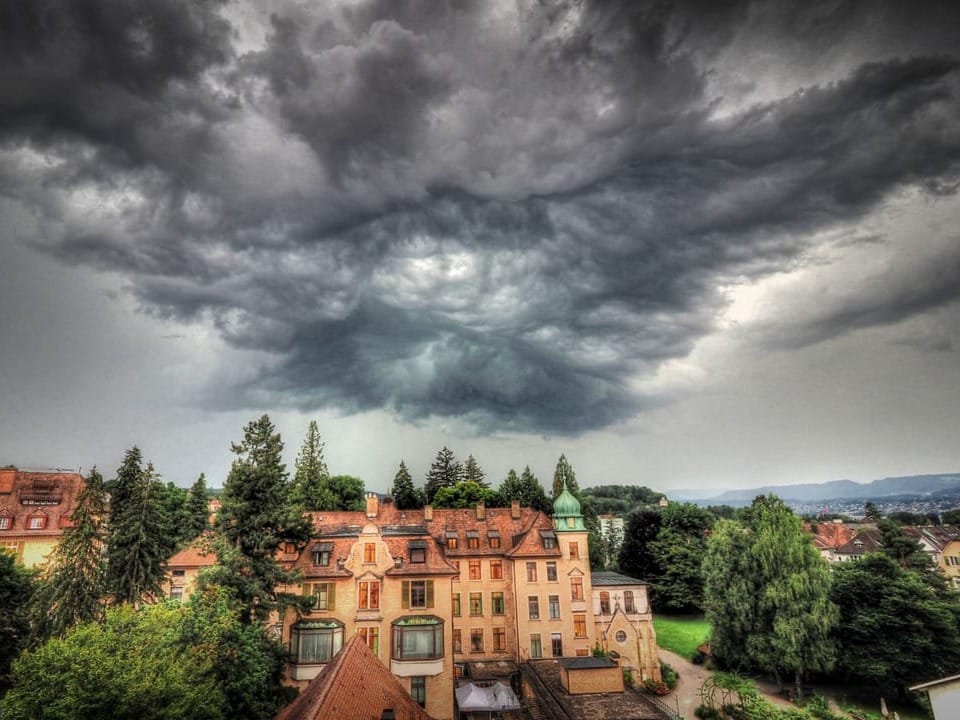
31, 467, 108, 641
551, 454, 579, 499
942, 509, 960, 525
391, 461, 422, 509
0, 549, 34, 690
878, 519, 935, 572
660, 661, 678, 689
830, 552, 960, 690
462, 454, 487, 487
184, 473, 211, 540
580, 484, 664, 515
212, 415, 311, 623
105, 449, 174, 606
432, 480, 498, 509
618, 507, 663, 581
863, 502, 881, 521
290, 420, 336, 511
499, 466, 551, 513
328, 474, 366, 511
424, 447, 462, 504
703, 496, 837, 694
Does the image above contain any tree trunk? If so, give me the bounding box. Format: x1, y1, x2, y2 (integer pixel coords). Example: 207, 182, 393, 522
794, 670, 803, 702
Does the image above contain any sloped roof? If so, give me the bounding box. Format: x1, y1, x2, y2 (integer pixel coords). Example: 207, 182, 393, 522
591, 571, 647, 587
275, 634, 437, 720
835, 528, 883, 555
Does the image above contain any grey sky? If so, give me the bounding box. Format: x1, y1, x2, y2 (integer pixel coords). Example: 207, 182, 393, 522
1, 0, 959, 495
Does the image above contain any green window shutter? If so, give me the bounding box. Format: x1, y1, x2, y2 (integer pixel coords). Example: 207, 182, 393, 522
426, 580, 434, 608
402, 580, 410, 609
328, 583, 336, 610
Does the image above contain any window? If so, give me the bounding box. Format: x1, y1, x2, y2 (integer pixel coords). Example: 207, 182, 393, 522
569, 541, 579, 559
359, 626, 380, 654
304, 582, 336, 610
526, 562, 538, 583
171, 569, 185, 577
409, 541, 426, 564
446, 532, 458, 549
467, 532, 479, 549
27, 516, 46, 530
453, 629, 462, 653
551, 632, 563, 657
624, 590, 635, 613
615, 629, 628, 644
291, 621, 344, 664
948, 556, 960, 567
411, 676, 426, 708
401, 580, 434, 609
574, 614, 586, 638
570, 576, 584, 601
490, 560, 503, 580
392, 616, 443, 660
170, 586, 184, 601
284, 542, 297, 554
488, 532, 501, 549
470, 629, 484, 653
541, 530, 557, 550
364, 543, 376, 563
358, 580, 380, 610
549, 595, 560, 620
493, 627, 506, 652
491, 591, 505, 615
530, 633, 542, 659
469, 592, 483, 616
528, 596, 540, 620
0, 516, 11, 530
600, 591, 611, 615
452, 593, 461, 617
468, 560, 481, 580
312, 543, 333, 566
546, 561, 557, 582
576, 648, 590, 657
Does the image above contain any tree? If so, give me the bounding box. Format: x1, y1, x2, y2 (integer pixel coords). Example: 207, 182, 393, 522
703, 495, 837, 697
105, 450, 171, 607
462, 455, 487, 487
552, 454, 579, 499
209, 415, 311, 623
328, 475, 366, 511
432, 481, 496, 509
863, 501, 881, 521
943, 509, 960, 525
290, 421, 336, 511
391, 461, 422, 509
0, 549, 34, 691
424, 447, 461, 504
184, 473, 211, 540
878, 518, 935, 572
157, 481, 192, 548
831, 553, 960, 697
500, 466, 551, 513
618, 508, 663, 581
31, 467, 108, 640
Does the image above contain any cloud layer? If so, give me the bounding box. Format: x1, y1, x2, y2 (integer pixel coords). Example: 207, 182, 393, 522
3, 0, 960, 435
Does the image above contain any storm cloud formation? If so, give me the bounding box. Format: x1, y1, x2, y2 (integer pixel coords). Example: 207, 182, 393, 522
3, 0, 960, 434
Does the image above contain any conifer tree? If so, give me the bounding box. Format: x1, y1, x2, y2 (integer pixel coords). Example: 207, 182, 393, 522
208, 415, 311, 623
290, 420, 335, 511
391, 461, 422, 510
500, 467, 550, 513
105, 450, 171, 607
32, 467, 108, 639
424, 446, 461, 504
462, 454, 487, 488
184, 473, 211, 540
552, 454, 580, 499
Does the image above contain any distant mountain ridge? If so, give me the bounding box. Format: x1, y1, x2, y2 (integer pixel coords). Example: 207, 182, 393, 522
675, 473, 960, 506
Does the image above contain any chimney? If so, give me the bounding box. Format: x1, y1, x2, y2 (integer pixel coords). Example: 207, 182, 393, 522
366, 493, 379, 518
511, 499, 521, 519
424, 504, 433, 522
476, 502, 486, 521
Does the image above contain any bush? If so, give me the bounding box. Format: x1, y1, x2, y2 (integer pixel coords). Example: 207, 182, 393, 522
660, 661, 678, 690
644, 679, 670, 696
691, 649, 708, 665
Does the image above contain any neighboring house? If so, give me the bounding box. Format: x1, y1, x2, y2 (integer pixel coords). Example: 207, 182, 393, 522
833, 528, 883, 562
591, 571, 661, 684
904, 525, 960, 589
164, 537, 215, 602
807, 521, 857, 563
909, 674, 960, 720
0, 466, 85, 567
275, 633, 438, 720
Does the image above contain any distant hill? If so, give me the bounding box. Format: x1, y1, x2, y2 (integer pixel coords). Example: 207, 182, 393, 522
676, 473, 960, 506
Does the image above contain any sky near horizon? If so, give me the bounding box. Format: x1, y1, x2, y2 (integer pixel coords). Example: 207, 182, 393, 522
2, 0, 960, 495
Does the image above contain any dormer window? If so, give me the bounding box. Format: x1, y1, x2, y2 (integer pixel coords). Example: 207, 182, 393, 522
0, 514, 12, 531
312, 543, 333, 566
540, 530, 557, 550
27, 514, 47, 530
408, 540, 426, 564
445, 531, 458, 549
466, 531, 479, 549
487, 530, 501, 549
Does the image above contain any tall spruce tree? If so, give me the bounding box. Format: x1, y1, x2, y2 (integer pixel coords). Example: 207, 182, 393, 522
32, 467, 108, 639
462, 455, 487, 488
209, 415, 311, 623
184, 473, 211, 540
500, 466, 550, 513
105, 450, 170, 607
552, 454, 580, 499
290, 421, 335, 511
424, 447, 461, 504
391, 461, 422, 510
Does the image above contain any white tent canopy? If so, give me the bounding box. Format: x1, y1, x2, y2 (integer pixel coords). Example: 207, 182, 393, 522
455, 682, 521, 712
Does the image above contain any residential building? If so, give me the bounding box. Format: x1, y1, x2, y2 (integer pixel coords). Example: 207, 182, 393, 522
909, 674, 960, 720
0, 467, 85, 567
591, 571, 661, 684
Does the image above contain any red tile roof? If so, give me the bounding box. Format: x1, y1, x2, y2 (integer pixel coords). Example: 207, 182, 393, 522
275, 634, 437, 720
0, 468, 85, 537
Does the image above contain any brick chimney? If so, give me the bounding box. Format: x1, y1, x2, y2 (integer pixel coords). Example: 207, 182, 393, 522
511, 499, 521, 519
476, 502, 486, 521
365, 493, 379, 518
424, 504, 433, 522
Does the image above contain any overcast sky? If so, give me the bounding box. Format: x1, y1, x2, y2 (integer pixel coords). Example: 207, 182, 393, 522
2, 0, 959, 496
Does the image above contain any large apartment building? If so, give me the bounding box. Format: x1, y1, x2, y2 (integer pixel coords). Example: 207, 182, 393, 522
273, 483, 660, 720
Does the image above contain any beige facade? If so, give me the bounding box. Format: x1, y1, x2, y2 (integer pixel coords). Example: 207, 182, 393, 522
591, 571, 661, 684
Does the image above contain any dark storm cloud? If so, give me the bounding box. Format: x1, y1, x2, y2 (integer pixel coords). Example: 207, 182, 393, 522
4, 0, 960, 434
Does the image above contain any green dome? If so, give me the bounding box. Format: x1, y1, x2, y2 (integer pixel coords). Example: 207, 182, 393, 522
553, 480, 586, 532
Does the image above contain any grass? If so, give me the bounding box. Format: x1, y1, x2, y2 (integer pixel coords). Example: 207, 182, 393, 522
653, 614, 711, 659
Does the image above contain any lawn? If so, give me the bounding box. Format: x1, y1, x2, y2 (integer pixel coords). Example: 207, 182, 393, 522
653, 614, 711, 659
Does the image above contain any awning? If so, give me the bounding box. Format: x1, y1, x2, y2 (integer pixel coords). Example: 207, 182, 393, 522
466, 530, 479, 538
455, 682, 520, 712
